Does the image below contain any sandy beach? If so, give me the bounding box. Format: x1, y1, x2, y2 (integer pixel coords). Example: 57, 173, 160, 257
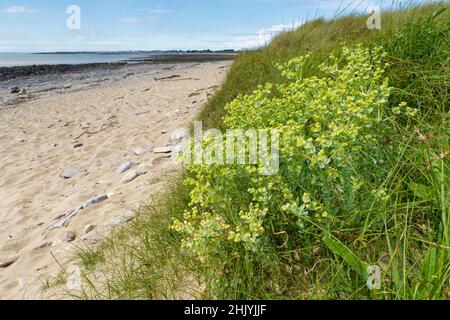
0, 60, 231, 299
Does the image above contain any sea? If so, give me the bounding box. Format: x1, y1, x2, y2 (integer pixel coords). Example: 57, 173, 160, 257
0, 52, 154, 67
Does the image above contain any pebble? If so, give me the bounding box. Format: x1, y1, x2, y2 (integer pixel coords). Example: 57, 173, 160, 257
121, 170, 147, 184
30, 241, 53, 253
64, 230, 77, 242
80, 122, 90, 129
73, 143, 84, 149
108, 210, 137, 227
132, 146, 153, 156
10, 87, 20, 94
0, 256, 19, 268
117, 161, 133, 174
80, 194, 108, 210
82, 231, 101, 245
62, 166, 87, 179
154, 147, 173, 154
84, 224, 96, 234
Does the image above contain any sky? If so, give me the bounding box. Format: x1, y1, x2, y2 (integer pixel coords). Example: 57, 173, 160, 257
0, 0, 423, 52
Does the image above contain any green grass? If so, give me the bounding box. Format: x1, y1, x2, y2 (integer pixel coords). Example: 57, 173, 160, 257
74, 2, 449, 300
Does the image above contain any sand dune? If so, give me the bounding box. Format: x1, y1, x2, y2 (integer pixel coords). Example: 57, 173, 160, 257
0, 61, 231, 299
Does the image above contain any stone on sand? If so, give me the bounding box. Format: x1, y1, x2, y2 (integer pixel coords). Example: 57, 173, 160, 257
108, 210, 136, 227
82, 231, 101, 245
0, 256, 19, 268
132, 146, 153, 156
80, 194, 108, 210
154, 147, 173, 154
62, 166, 87, 179
84, 224, 96, 234
120, 170, 147, 184
117, 161, 133, 174
64, 230, 77, 242
73, 143, 84, 149
11, 87, 20, 94
30, 241, 53, 253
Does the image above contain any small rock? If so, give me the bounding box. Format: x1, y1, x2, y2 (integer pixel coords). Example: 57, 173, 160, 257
80, 122, 90, 129
80, 194, 108, 210
30, 241, 53, 252
108, 210, 137, 227
19, 88, 27, 95
161, 130, 168, 134
117, 161, 133, 174
64, 230, 77, 242
62, 166, 87, 179
154, 147, 173, 154
0, 256, 19, 268
84, 224, 96, 235
36, 266, 48, 272
132, 146, 153, 156
73, 143, 84, 149
11, 87, 20, 94
82, 231, 101, 245
120, 170, 147, 184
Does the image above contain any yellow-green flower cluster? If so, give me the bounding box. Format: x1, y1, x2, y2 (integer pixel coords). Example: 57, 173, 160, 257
171, 45, 401, 264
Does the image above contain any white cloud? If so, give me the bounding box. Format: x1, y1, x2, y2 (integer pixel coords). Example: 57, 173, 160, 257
2, 6, 35, 13
148, 8, 174, 13
117, 17, 141, 24
226, 21, 304, 49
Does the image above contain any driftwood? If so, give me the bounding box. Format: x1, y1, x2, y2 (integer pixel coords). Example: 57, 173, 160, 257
43, 195, 108, 234
74, 116, 118, 140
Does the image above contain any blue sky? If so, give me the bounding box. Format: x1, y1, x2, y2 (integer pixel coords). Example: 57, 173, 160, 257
0, 0, 421, 52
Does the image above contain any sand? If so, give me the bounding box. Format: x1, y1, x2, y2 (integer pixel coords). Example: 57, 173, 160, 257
0, 61, 231, 299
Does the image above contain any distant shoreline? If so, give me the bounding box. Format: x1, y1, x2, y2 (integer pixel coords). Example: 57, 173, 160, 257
32, 50, 237, 55
0, 52, 236, 81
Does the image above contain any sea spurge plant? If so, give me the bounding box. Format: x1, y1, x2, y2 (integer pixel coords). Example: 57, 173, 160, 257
171, 45, 408, 266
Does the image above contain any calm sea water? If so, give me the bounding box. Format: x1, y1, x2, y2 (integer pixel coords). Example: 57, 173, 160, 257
0, 52, 153, 67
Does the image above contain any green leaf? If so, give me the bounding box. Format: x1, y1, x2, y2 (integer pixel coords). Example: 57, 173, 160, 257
421, 248, 438, 284
323, 233, 369, 277
408, 182, 433, 200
